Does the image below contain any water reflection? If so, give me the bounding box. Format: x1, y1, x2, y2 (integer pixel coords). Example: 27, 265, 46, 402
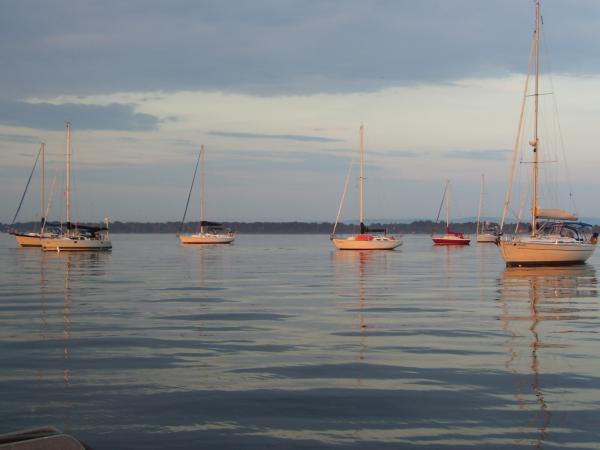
331, 251, 392, 384
37, 251, 110, 387
498, 264, 597, 448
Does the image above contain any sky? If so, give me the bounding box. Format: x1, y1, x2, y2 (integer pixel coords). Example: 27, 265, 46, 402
2, 0, 600, 224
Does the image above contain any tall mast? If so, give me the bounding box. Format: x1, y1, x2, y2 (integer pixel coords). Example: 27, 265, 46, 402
359, 125, 365, 234
200, 145, 205, 234
66, 122, 71, 226
531, 1, 540, 236
477, 173, 484, 235
40, 142, 45, 223
446, 180, 450, 232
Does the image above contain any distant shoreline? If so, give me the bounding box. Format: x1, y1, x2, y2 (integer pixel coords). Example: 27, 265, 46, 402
4, 220, 504, 234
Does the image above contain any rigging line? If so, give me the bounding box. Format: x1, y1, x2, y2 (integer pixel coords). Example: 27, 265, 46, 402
501, 27, 536, 231
10, 145, 43, 226
332, 155, 356, 238
538, 9, 577, 211
179, 151, 202, 235
42, 173, 59, 234
539, 19, 578, 215
71, 143, 79, 228
433, 181, 449, 233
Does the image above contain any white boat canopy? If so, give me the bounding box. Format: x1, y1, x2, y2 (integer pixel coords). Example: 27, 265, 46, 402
536, 208, 578, 221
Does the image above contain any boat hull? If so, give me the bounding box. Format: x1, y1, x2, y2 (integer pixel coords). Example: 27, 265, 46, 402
179, 234, 235, 244
332, 236, 402, 250
14, 233, 42, 247
498, 239, 596, 266
432, 235, 470, 245
476, 233, 497, 243
41, 238, 112, 252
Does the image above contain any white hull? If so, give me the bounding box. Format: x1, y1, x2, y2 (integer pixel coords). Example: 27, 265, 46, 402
179, 233, 235, 244
498, 238, 595, 266
476, 233, 497, 243
332, 235, 401, 250
41, 237, 112, 252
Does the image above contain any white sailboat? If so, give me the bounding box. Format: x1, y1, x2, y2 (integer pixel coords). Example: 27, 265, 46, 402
331, 125, 401, 250
476, 174, 497, 243
431, 180, 470, 245
179, 145, 235, 244
41, 122, 112, 252
10, 142, 57, 247
497, 1, 597, 266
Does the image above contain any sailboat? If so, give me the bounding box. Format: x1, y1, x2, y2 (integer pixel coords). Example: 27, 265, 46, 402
10, 143, 57, 247
497, 1, 597, 266
331, 125, 401, 250
178, 145, 235, 244
476, 174, 497, 243
432, 180, 470, 245
41, 122, 112, 252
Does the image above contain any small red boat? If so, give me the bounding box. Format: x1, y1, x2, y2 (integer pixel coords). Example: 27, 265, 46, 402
432, 229, 471, 245
432, 181, 471, 245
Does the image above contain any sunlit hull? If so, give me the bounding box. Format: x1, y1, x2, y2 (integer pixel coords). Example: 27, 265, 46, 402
179, 233, 235, 244
498, 238, 596, 266
432, 234, 470, 245
332, 235, 401, 250
14, 233, 42, 247
476, 233, 497, 243
41, 237, 112, 252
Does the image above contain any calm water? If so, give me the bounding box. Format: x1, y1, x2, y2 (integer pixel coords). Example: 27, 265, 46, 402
1, 233, 600, 449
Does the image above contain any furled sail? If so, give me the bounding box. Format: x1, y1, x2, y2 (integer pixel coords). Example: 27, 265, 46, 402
536, 208, 578, 221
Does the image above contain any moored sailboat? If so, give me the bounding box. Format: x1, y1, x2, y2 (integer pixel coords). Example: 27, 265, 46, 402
41, 122, 112, 252
178, 145, 235, 244
476, 174, 497, 243
9, 143, 58, 246
497, 1, 597, 266
432, 180, 470, 245
331, 125, 401, 250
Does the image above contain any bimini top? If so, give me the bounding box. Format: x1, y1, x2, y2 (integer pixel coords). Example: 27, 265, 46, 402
547, 221, 593, 229
200, 220, 225, 229
65, 222, 109, 232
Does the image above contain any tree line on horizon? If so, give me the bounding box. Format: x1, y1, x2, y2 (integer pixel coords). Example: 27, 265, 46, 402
1, 219, 565, 235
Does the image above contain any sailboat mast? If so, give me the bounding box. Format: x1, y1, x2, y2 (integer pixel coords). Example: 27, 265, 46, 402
66, 122, 71, 227
40, 142, 45, 223
446, 180, 450, 232
359, 125, 365, 234
200, 145, 205, 234
477, 174, 484, 235
531, 1, 540, 236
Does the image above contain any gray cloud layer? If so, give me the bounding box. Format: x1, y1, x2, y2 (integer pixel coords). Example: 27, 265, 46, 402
443, 149, 511, 160
0, 100, 161, 130
2, 0, 600, 99
208, 131, 343, 143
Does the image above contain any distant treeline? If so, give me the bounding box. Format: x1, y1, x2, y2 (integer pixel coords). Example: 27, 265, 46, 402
2, 220, 510, 234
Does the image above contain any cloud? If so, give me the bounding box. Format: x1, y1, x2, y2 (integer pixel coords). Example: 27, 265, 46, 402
208, 131, 343, 143
2, 1, 599, 98
371, 149, 421, 158
0, 100, 161, 131
443, 149, 511, 160
0, 133, 40, 143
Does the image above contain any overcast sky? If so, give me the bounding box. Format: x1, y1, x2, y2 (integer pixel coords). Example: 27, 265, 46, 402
2, 0, 600, 223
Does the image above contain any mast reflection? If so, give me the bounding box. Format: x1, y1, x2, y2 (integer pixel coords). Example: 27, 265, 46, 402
498, 264, 597, 448
38, 251, 110, 387
332, 250, 391, 383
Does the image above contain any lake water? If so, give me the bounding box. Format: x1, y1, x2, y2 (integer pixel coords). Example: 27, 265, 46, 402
1, 233, 600, 449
